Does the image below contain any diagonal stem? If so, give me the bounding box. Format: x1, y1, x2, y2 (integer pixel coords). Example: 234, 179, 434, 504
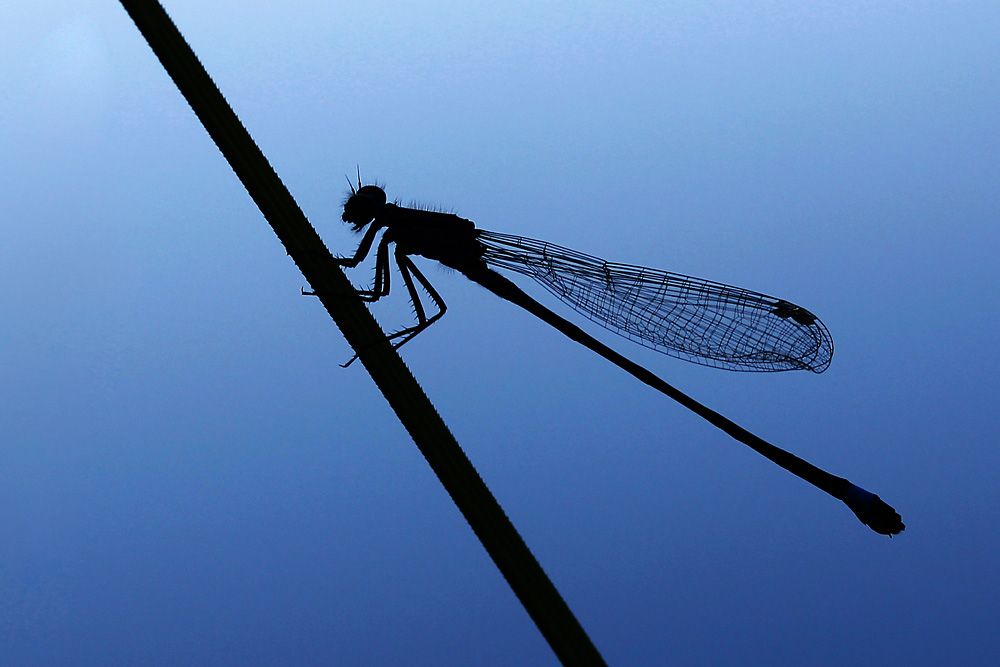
116, 1, 607, 664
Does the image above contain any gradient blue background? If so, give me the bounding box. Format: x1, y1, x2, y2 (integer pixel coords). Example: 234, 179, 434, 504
3, 2, 998, 664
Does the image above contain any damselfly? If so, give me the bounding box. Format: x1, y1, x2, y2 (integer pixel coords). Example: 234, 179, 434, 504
331, 183, 903, 535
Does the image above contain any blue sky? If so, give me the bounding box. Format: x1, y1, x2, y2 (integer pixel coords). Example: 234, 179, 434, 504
3, 1, 999, 664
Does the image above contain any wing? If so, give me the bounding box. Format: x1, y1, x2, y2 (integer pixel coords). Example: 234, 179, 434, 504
476, 230, 833, 373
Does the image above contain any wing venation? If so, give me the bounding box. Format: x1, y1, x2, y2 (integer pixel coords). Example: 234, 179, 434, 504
477, 230, 833, 373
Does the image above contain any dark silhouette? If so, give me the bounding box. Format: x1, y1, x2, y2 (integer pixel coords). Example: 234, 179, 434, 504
334, 183, 904, 536
121, 3, 610, 661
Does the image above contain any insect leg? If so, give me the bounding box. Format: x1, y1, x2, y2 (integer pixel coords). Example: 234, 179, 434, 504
343, 234, 392, 302
381, 250, 447, 351
339, 248, 447, 367
332, 222, 382, 269
307, 226, 389, 299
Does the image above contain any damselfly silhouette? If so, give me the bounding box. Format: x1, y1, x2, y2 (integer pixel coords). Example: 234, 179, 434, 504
331, 183, 903, 535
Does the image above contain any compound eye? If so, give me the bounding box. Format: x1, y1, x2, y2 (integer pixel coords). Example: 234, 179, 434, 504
343, 185, 387, 226
355, 185, 387, 204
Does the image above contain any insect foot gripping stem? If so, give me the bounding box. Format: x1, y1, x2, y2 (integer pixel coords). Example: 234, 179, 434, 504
843, 483, 905, 536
